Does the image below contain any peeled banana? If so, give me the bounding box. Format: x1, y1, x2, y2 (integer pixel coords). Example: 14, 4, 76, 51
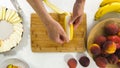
95, 2, 120, 20
100, 0, 120, 7
43, 0, 73, 40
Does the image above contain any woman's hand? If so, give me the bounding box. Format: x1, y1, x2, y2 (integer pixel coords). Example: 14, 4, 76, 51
70, 0, 85, 30
46, 19, 69, 44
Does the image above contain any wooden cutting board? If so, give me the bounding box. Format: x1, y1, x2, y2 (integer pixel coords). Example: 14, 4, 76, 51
31, 13, 87, 52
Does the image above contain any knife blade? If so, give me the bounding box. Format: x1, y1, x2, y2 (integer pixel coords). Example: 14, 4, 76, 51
10, 0, 24, 20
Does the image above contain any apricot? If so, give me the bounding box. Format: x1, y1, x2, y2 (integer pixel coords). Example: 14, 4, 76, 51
107, 54, 118, 64
94, 35, 106, 46
79, 56, 90, 67
90, 44, 101, 56
95, 56, 108, 67
103, 41, 116, 54
104, 23, 119, 35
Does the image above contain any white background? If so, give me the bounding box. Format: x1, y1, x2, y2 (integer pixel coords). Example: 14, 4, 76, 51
0, 0, 101, 68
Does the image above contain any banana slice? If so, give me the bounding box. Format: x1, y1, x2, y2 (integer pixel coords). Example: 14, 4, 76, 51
10, 17, 22, 24
0, 8, 2, 20
2, 7, 7, 20
10, 12, 19, 22
5, 9, 12, 21
7, 10, 16, 22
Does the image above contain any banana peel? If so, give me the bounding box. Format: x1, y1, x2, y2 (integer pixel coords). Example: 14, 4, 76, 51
43, 0, 73, 40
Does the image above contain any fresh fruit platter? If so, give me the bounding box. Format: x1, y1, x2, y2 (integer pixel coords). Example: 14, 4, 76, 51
87, 18, 120, 68
0, 7, 23, 52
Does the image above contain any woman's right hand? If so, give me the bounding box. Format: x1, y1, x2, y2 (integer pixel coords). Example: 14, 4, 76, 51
46, 19, 69, 44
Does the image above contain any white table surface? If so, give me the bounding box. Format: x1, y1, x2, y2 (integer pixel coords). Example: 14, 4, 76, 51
0, 0, 101, 68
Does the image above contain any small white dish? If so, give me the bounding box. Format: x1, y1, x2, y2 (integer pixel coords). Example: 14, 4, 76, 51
0, 57, 29, 68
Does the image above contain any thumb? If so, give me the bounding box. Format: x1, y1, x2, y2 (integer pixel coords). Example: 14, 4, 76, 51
69, 15, 78, 25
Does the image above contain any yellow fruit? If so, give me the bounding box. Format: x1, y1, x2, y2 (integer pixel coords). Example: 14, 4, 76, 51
43, 0, 74, 40
95, 2, 120, 20
0, 8, 2, 20
64, 13, 73, 40
2, 7, 6, 20
100, 0, 120, 7
43, 0, 64, 14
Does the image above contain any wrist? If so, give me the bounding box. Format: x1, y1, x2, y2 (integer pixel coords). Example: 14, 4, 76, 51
76, 0, 85, 3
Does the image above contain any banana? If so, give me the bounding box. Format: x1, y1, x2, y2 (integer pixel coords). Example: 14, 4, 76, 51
95, 2, 120, 20
2, 7, 7, 20
64, 13, 73, 40
100, 0, 120, 7
0, 8, 2, 20
43, 0, 73, 40
7, 10, 16, 22
5, 9, 13, 21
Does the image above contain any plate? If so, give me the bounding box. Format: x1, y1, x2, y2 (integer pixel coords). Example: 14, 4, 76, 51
0, 58, 29, 68
87, 18, 120, 68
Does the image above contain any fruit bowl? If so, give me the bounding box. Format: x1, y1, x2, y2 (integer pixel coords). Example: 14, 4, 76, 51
87, 18, 120, 68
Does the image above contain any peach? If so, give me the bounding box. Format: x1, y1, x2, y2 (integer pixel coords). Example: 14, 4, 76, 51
117, 60, 120, 68
115, 49, 120, 59
104, 23, 119, 35
107, 35, 120, 43
67, 58, 77, 68
107, 54, 118, 64
103, 41, 117, 54
79, 56, 90, 67
95, 56, 108, 67
94, 35, 107, 46
90, 44, 101, 56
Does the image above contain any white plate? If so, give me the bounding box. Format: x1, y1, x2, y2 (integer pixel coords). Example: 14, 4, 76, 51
0, 58, 29, 68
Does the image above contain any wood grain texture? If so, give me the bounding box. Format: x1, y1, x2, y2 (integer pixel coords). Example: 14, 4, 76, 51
31, 13, 87, 52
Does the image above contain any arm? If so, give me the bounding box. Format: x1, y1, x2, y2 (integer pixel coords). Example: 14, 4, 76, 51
27, 0, 68, 44
70, 0, 85, 29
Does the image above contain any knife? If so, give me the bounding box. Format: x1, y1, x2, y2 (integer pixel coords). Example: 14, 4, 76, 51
10, 0, 24, 21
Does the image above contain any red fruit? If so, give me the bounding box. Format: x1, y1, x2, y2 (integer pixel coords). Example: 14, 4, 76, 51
107, 35, 120, 49
117, 61, 120, 68
103, 41, 117, 54
116, 43, 120, 49
79, 56, 90, 67
67, 58, 77, 68
104, 23, 119, 35
115, 49, 120, 59
95, 56, 108, 67
90, 44, 101, 56
107, 35, 120, 43
107, 54, 118, 64
94, 35, 107, 46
